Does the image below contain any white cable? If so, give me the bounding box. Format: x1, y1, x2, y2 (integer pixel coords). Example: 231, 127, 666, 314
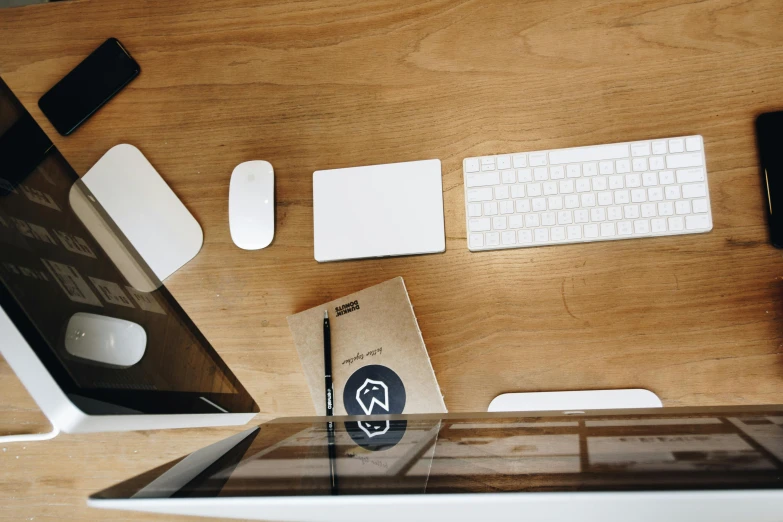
0, 426, 60, 444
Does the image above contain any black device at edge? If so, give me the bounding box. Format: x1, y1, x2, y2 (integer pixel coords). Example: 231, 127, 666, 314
756, 111, 783, 248
38, 38, 140, 136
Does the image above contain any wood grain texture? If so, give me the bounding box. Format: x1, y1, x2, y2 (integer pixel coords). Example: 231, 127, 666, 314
1, 0, 783, 520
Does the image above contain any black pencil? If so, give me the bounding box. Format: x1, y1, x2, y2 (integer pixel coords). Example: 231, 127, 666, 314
324, 310, 338, 494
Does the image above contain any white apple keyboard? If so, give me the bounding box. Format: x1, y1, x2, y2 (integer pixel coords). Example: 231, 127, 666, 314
462, 135, 712, 251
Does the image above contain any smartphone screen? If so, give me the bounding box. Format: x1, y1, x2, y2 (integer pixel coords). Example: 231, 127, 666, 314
756, 111, 783, 248
38, 38, 140, 136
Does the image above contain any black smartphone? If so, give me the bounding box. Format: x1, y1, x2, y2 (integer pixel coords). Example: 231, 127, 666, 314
756, 111, 783, 248
38, 38, 140, 136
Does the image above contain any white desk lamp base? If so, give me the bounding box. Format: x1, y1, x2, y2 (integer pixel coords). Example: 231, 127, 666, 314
488, 389, 662, 413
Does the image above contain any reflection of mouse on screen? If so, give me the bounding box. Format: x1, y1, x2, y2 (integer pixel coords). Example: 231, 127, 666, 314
65, 312, 146, 367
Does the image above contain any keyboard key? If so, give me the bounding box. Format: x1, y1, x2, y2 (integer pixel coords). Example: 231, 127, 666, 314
632, 157, 648, 171
631, 142, 651, 156
517, 168, 533, 182
676, 168, 705, 183
631, 188, 646, 202
669, 139, 684, 153
468, 203, 482, 217
686, 214, 710, 230
616, 159, 631, 173
659, 170, 675, 184
493, 217, 507, 229
543, 182, 558, 195
642, 172, 658, 186
600, 223, 616, 237
614, 190, 630, 204
467, 171, 500, 187
518, 230, 533, 243
585, 224, 599, 238
486, 232, 500, 246
576, 178, 591, 192
590, 208, 606, 221
652, 140, 667, 155
534, 167, 549, 181
682, 183, 707, 198
516, 199, 531, 213
651, 218, 667, 232
558, 210, 573, 225
527, 183, 542, 197
567, 225, 582, 239
641, 203, 656, 217
658, 201, 674, 216
469, 218, 491, 232
549, 196, 563, 210
482, 163, 496, 172
623, 205, 640, 219
665, 185, 681, 200
598, 192, 613, 205
648, 156, 665, 170
668, 216, 684, 231
685, 136, 702, 151
592, 176, 608, 191
484, 201, 499, 215
495, 186, 510, 199
481, 157, 494, 166
497, 156, 511, 169
551, 226, 566, 241
633, 219, 649, 234
599, 161, 614, 174
468, 188, 493, 201
525, 214, 540, 227
541, 212, 556, 226
559, 180, 575, 193
692, 198, 709, 213
513, 154, 527, 168
509, 215, 524, 228
609, 175, 624, 189
565, 194, 579, 208
574, 209, 589, 223
550, 166, 565, 179
465, 158, 480, 173
608, 206, 622, 220
534, 228, 548, 242
666, 152, 703, 169
567, 164, 581, 178
648, 187, 664, 201
583, 162, 598, 176
511, 185, 526, 198
625, 173, 641, 188
469, 233, 484, 247
675, 200, 690, 215
502, 170, 516, 184
581, 193, 596, 207
529, 153, 547, 166
500, 200, 515, 214
617, 221, 633, 235
501, 230, 516, 245
532, 198, 547, 211
549, 143, 629, 164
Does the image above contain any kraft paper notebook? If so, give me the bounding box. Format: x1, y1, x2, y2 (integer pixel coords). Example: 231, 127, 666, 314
287, 277, 446, 416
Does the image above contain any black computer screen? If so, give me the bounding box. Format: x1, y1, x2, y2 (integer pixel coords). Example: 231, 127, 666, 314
0, 77, 257, 415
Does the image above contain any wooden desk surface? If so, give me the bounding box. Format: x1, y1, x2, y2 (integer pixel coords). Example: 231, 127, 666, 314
1, 0, 783, 520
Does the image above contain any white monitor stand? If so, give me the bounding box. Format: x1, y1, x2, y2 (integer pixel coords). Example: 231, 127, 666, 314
488, 389, 662, 413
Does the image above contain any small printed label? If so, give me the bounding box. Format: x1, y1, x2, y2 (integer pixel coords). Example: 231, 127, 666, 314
89, 277, 135, 308
11, 218, 35, 239
28, 223, 58, 245
125, 286, 167, 315
21, 185, 60, 211
41, 259, 102, 306
54, 230, 97, 258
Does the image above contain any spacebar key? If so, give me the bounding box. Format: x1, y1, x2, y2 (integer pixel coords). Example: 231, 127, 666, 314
549, 143, 630, 165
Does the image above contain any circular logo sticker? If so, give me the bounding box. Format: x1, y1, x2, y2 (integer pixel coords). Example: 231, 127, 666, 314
344, 420, 407, 452
342, 364, 406, 416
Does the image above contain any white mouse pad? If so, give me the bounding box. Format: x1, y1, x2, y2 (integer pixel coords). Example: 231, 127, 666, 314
80, 144, 203, 285
313, 159, 445, 262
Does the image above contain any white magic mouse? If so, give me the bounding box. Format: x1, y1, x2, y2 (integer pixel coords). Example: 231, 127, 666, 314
229, 161, 275, 250
65, 313, 147, 367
